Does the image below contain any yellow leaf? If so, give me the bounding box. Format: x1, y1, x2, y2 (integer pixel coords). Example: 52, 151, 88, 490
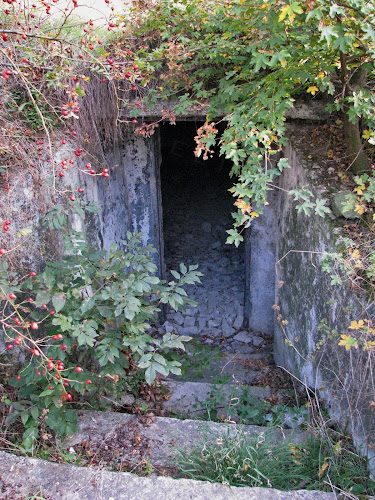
316, 72, 325, 79
363, 129, 373, 140
339, 334, 358, 350
349, 249, 361, 259
307, 86, 319, 95
348, 320, 364, 330
279, 5, 294, 22
318, 461, 329, 478
355, 204, 365, 214
250, 212, 260, 218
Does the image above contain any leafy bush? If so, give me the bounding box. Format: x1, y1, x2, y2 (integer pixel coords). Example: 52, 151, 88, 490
1, 231, 202, 450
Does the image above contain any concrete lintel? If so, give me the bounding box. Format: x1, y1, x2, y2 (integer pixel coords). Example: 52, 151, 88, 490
121, 100, 329, 122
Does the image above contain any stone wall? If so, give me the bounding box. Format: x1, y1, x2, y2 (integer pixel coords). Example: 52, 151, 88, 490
274, 124, 375, 474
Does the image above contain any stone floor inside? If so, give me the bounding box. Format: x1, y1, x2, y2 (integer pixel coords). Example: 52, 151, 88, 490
156, 122, 273, 364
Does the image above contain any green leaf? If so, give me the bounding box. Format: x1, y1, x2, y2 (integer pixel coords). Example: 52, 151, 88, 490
145, 365, 156, 385
52, 292, 66, 313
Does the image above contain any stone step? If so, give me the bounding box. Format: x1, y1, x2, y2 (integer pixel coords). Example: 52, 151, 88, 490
0, 450, 337, 499
65, 410, 307, 468
161, 380, 281, 419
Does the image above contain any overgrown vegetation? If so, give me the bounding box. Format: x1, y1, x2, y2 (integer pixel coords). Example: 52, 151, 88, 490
173, 429, 375, 496
0, 0, 375, 494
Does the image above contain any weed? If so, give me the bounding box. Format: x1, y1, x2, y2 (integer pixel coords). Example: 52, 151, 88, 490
173, 428, 375, 496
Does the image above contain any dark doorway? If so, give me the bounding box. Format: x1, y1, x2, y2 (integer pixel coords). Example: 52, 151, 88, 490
160, 122, 246, 340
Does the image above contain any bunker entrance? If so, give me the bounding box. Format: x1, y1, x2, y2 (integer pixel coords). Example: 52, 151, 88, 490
160, 122, 246, 340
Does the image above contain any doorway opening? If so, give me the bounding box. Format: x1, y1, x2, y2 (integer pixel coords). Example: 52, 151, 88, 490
160, 122, 246, 344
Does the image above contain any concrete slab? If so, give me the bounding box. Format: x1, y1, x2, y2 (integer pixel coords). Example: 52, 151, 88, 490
0, 450, 337, 500
65, 410, 307, 467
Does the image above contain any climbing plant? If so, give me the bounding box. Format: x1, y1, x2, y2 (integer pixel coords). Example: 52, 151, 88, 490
128, 0, 375, 243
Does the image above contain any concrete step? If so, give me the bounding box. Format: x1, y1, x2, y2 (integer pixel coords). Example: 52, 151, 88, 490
65, 410, 307, 468
161, 380, 282, 419
173, 351, 267, 384
0, 450, 337, 500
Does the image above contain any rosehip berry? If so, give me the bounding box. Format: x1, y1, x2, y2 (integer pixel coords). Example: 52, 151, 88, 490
30, 322, 38, 330
62, 139, 66, 144
86, 379, 92, 384
64, 381, 69, 387
42, 304, 47, 309
57, 333, 63, 339
72, 131, 77, 136
66, 394, 72, 400
85, 163, 91, 169
75, 366, 83, 373
16, 375, 21, 380
48, 385, 53, 390
9, 293, 16, 300
30, 271, 36, 276
0, 248, 6, 255
131, 86, 136, 91
37, 371, 41, 376
90, 169, 95, 175
132, 119, 137, 124
59, 171, 64, 177
78, 188, 84, 193
7, 344, 13, 349
23, 58, 29, 63
55, 374, 60, 379
47, 361, 54, 369
50, 311, 55, 315
69, 196, 75, 202
2, 34, 8, 41
61, 344, 67, 351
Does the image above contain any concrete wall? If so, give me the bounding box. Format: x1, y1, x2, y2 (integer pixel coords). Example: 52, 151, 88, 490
274, 124, 375, 474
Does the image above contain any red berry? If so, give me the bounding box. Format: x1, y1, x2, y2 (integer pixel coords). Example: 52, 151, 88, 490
3, 225, 9, 231
135, 101, 140, 106
75, 366, 83, 373
57, 333, 63, 339
48, 385, 53, 390
131, 86, 136, 91
62, 139, 66, 144
0, 248, 6, 255
64, 381, 69, 387
9, 293, 16, 300
132, 119, 137, 124
17, 375, 21, 380
30, 322, 38, 330
61, 344, 67, 351
2, 34, 8, 41
72, 131, 77, 136
59, 171, 64, 177
50, 311, 55, 315
55, 374, 60, 379
30, 271, 36, 276
7, 344, 13, 349
78, 188, 84, 193
90, 169, 95, 175
85, 163, 91, 169
48, 361, 54, 369
42, 304, 47, 309
37, 371, 41, 376
86, 379, 92, 384
69, 196, 75, 202
62, 110, 68, 116
66, 394, 72, 400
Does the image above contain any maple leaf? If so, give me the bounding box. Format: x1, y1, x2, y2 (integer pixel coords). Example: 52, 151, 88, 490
348, 320, 365, 330
307, 85, 319, 95
339, 335, 359, 350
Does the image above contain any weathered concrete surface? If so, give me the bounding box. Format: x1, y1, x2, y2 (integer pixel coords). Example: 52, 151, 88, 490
65, 410, 307, 465
248, 189, 278, 334
275, 123, 375, 475
162, 380, 273, 418
0, 450, 337, 500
